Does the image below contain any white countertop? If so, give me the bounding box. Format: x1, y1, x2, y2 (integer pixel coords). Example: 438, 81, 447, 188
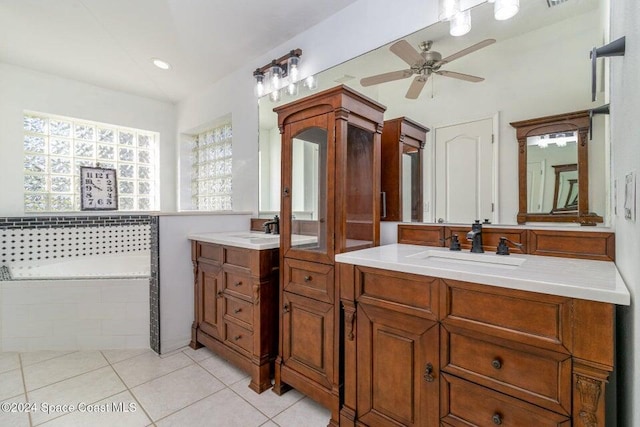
188, 231, 317, 251
189, 231, 280, 250
335, 244, 630, 305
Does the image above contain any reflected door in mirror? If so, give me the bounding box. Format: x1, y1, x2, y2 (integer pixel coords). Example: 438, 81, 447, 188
434, 118, 494, 224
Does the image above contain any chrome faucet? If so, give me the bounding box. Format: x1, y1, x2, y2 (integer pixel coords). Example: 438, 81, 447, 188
263, 215, 280, 235
466, 220, 484, 253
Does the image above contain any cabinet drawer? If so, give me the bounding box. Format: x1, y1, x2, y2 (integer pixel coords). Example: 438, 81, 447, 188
441, 279, 572, 352
442, 327, 571, 415
283, 258, 334, 303
441, 374, 570, 427
356, 266, 438, 319
224, 246, 251, 269
224, 296, 253, 328
225, 322, 253, 355
198, 242, 222, 263
224, 272, 252, 299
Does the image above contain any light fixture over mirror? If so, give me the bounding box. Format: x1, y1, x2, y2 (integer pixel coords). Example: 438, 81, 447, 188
253, 49, 302, 99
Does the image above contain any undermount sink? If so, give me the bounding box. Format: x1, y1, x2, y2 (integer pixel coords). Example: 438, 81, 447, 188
407, 249, 526, 267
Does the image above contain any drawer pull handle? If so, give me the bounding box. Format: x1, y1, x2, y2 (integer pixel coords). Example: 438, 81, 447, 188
216, 291, 224, 298
423, 363, 435, 382
233, 308, 242, 314
491, 358, 502, 370
234, 335, 242, 341
304, 275, 312, 282
283, 304, 290, 313
492, 413, 503, 425
234, 281, 242, 287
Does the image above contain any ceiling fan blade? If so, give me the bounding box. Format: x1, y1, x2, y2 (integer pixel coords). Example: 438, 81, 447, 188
436, 70, 484, 82
360, 69, 413, 87
390, 40, 424, 67
406, 75, 429, 99
439, 39, 496, 65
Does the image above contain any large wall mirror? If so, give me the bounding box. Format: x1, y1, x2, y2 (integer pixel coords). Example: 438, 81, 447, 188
258, 0, 609, 226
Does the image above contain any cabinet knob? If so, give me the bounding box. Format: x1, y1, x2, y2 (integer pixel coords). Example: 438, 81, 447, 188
423, 363, 435, 382
283, 304, 290, 313
234, 281, 242, 287
492, 413, 503, 425
491, 358, 502, 370
283, 187, 290, 197
234, 335, 242, 341
233, 308, 242, 314
216, 290, 224, 298
303, 275, 312, 282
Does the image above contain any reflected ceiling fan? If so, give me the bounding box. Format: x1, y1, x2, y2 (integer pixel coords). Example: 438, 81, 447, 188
360, 38, 496, 99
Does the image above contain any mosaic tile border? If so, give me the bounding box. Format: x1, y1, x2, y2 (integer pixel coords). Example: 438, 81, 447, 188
150, 216, 160, 354
0, 215, 152, 230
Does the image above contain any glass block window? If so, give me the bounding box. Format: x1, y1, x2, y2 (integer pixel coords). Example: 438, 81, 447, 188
23, 112, 158, 212
191, 122, 233, 210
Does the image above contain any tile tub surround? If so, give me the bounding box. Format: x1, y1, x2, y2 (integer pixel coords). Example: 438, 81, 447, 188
0, 348, 330, 427
1, 278, 150, 352
335, 244, 630, 305
0, 214, 160, 354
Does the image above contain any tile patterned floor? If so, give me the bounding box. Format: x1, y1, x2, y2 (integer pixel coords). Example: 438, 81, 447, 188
0, 347, 330, 427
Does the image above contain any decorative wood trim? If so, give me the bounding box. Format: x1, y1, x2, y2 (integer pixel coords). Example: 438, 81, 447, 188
397, 224, 445, 246
397, 224, 614, 261
529, 229, 615, 261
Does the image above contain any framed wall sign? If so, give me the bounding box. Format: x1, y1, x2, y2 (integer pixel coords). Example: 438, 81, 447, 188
80, 166, 118, 210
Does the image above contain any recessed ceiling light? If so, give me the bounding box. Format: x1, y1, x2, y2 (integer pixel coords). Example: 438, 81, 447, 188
152, 58, 171, 70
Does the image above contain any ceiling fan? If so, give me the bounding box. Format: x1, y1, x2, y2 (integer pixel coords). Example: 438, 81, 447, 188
360, 38, 496, 99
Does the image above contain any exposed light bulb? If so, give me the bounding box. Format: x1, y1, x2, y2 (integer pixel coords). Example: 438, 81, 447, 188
287, 55, 300, 84
305, 75, 318, 90
438, 0, 461, 21
494, 0, 519, 20
254, 72, 265, 97
270, 61, 283, 91
286, 82, 299, 97
269, 88, 281, 102
449, 9, 471, 36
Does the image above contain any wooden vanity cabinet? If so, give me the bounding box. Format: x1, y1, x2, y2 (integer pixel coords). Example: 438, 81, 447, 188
339, 264, 615, 427
190, 240, 279, 393
273, 85, 386, 426
380, 117, 429, 222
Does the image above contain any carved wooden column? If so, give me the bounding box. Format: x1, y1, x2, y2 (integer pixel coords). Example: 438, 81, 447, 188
573, 362, 610, 427
190, 240, 203, 349
339, 263, 357, 427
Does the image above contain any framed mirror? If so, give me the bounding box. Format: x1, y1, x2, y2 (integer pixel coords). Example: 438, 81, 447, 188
511, 110, 603, 225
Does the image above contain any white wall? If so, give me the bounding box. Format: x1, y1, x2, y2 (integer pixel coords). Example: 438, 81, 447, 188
610, 0, 640, 425
0, 63, 177, 215
158, 213, 252, 353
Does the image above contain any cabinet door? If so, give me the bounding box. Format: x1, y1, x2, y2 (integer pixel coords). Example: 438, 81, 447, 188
281, 291, 334, 390
357, 302, 439, 427
338, 123, 380, 252
281, 114, 335, 264
196, 262, 224, 340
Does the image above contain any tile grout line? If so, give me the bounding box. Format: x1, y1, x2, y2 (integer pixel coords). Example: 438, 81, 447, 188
17, 353, 34, 427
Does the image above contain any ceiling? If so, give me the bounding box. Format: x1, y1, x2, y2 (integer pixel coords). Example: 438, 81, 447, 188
0, 0, 358, 103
